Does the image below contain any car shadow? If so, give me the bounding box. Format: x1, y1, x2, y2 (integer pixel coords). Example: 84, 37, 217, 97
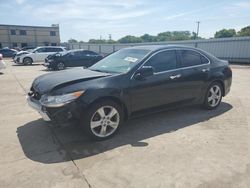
17, 102, 233, 164
12, 64, 43, 66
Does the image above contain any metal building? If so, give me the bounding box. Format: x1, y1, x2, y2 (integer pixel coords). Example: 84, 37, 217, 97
68, 36, 250, 63
0, 24, 60, 48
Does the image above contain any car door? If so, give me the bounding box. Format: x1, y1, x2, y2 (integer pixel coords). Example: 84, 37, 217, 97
1, 49, 11, 57
130, 50, 184, 112
80, 51, 100, 67
65, 51, 81, 67
33, 47, 46, 61
177, 49, 210, 101
45, 48, 57, 58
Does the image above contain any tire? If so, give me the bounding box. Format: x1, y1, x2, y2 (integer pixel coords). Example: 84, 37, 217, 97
81, 100, 124, 140
23, 57, 33, 65
57, 62, 65, 70
203, 82, 223, 110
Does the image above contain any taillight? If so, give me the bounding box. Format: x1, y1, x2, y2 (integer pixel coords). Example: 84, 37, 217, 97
0, 54, 2, 60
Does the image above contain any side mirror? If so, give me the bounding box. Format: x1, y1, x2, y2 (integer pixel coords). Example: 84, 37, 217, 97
134, 66, 154, 80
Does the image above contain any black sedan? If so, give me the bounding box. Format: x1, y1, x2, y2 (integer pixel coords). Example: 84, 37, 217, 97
27, 45, 232, 140
44, 49, 103, 70
0, 48, 17, 58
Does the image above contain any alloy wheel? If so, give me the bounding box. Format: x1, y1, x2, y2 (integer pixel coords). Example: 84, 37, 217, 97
90, 106, 120, 138
208, 85, 222, 107
57, 62, 65, 70
24, 58, 32, 65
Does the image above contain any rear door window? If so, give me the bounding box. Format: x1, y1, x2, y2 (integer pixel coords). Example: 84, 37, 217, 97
85, 51, 98, 56
46, 47, 63, 52
179, 50, 209, 67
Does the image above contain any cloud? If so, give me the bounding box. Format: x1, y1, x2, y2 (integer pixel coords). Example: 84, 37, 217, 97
19, 0, 154, 23
16, 0, 26, 5
232, 1, 250, 8
163, 2, 226, 21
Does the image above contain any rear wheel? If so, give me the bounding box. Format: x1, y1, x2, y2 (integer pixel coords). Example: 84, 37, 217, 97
81, 100, 123, 140
23, 57, 33, 65
203, 82, 223, 109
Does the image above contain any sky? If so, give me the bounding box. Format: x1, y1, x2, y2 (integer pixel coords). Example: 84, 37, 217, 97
0, 0, 250, 42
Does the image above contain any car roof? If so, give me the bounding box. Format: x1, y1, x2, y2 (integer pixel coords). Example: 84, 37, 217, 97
37, 46, 65, 48
69, 49, 96, 52
127, 45, 199, 52
69, 49, 86, 52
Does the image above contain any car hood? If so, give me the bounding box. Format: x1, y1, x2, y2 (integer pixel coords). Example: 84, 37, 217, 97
32, 68, 111, 94
47, 52, 67, 60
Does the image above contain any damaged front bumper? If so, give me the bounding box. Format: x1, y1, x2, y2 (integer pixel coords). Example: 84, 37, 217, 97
27, 96, 82, 123
26, 96, 51, 121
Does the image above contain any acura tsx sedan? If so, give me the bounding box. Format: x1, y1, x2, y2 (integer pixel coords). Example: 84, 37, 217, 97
27, 45, 232, 140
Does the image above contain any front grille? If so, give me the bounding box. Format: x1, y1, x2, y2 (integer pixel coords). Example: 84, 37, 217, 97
28, 87, 41, 100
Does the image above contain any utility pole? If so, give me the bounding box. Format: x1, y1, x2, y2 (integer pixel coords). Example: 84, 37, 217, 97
108, 34, 112, 41
196, 21, 200, 39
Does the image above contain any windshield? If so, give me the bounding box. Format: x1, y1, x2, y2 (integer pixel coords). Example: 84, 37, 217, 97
89, 49, 150, 73
31, 48, 38, 53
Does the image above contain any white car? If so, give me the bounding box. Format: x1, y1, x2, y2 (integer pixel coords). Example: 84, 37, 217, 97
0, 54, 6, 71
13, 50, 29, 63
16, 46, 66, 65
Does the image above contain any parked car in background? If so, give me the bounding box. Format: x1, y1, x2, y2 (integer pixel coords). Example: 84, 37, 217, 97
21, 46, 36, 52
13, 51, 30, 63
13, 47, 21, 51
44, 49, 103, 70
0, 48, 17, 58
0, 54, 6, 71
27, 45, 232, 140
15, 46, 67, 65
13, 47, 37, 59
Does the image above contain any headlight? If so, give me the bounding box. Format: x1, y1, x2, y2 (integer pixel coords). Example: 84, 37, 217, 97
48, 59, 54, 63
40, 91, 84, 107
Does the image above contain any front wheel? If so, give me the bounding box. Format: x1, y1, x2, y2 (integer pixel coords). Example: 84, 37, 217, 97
23, 57, 33, 65
81, 100, 123, 140
203, 82, 223, 110
57, 62, 65, 70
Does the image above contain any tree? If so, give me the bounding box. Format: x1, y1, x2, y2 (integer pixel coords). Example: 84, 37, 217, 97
155, 31, 192, 41
214, 29, 236, 38
118, 35, 143, 43
237, 26, 250, 36
88, 39, 106, 44
140, 34, 157, 42
171, 31, 191, 40
156, 31, 172, 41
68, 38, 78, 43
88, 39, 117, 44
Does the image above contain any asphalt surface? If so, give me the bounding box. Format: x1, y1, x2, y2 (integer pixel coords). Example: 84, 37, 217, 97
0, 59, 250, 188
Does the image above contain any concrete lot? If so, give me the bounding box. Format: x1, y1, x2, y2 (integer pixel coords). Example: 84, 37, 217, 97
0, 59, 250, 188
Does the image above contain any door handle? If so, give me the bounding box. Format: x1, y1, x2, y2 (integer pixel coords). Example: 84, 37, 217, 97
170, 74, 181, 79
201, 68, 210, 72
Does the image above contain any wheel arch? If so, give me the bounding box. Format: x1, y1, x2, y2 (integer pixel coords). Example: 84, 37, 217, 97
88, 96, 129, 121
22, 56, 33, 63
209, 79, 225, 96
